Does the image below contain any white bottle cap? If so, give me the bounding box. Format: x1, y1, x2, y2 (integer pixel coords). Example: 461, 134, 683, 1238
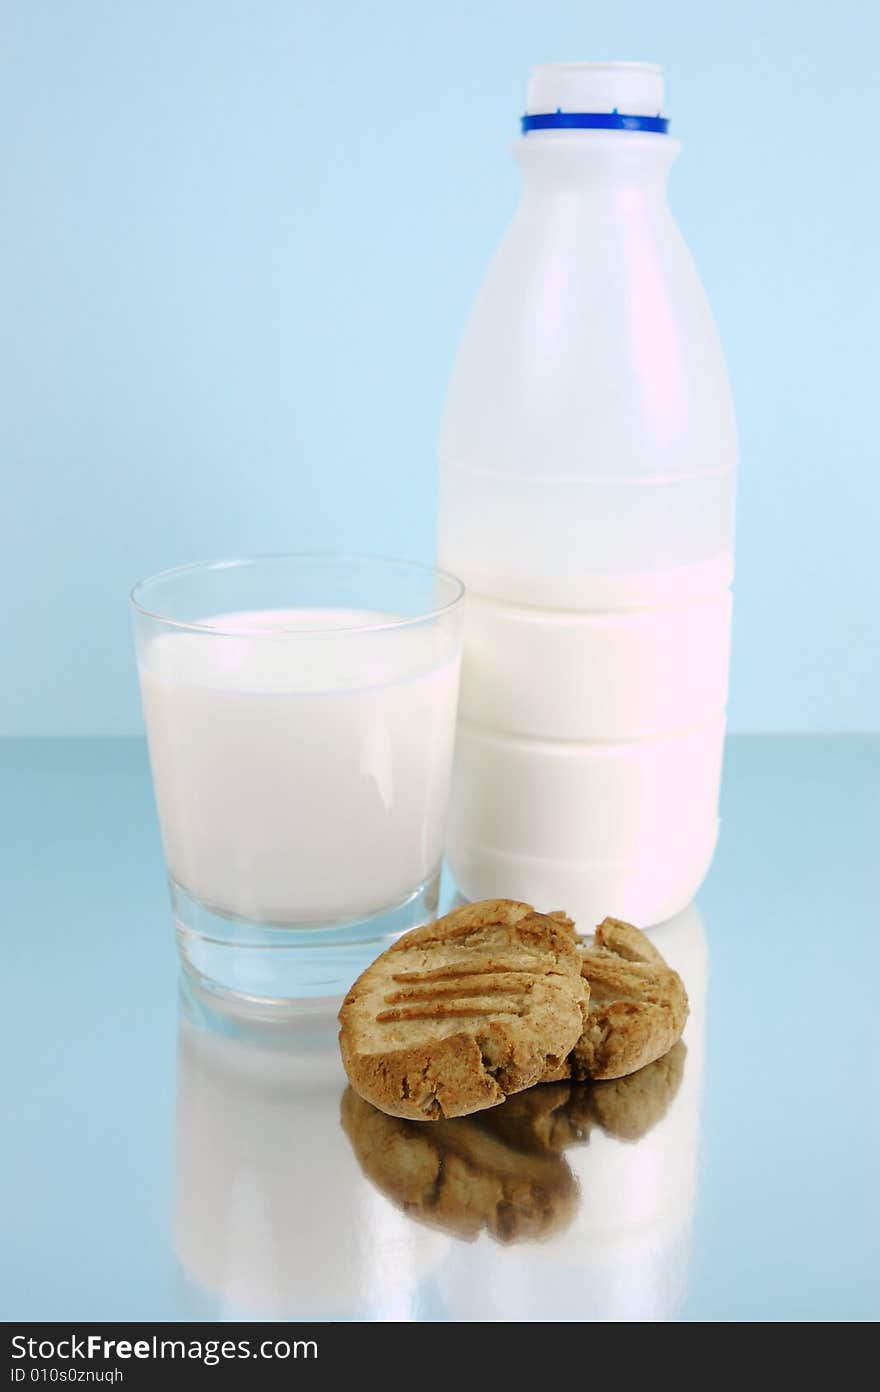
526, 61, 665, 118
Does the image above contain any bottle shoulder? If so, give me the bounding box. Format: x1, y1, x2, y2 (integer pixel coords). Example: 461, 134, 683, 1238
441, 198, 737, 479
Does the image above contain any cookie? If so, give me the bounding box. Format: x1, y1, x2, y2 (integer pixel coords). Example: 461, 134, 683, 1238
340, 1085, 580, 1243
564, 917, 689, 1081
338, 899, 589, 1121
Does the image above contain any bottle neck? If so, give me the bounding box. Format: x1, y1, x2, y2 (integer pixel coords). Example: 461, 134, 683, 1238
514, 133, 680, 199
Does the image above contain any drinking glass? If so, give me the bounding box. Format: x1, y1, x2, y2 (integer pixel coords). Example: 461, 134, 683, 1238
131, 554, 464, 1001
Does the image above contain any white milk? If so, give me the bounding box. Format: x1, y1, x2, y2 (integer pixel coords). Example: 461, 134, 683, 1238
438, 63, 737, 924
458, 585, 732, 741
446, 567, 730, 924
139, 609, 460, 925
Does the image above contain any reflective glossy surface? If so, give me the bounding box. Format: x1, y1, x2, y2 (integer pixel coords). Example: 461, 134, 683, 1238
3, 737, 878, 1320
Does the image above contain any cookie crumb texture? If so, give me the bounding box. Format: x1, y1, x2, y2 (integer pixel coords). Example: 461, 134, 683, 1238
338, 900, 588, 1121
570, 917, 690, 1081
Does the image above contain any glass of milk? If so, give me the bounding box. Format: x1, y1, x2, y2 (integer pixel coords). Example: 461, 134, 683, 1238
131, 555, 464, 1002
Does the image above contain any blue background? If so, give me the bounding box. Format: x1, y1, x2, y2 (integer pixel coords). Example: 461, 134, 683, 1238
2, 1, 877, 736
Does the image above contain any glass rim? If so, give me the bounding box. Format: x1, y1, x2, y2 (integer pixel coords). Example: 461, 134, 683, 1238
129, 552, 466, 637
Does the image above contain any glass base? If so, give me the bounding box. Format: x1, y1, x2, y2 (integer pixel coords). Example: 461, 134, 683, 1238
172, 871, 442, 1006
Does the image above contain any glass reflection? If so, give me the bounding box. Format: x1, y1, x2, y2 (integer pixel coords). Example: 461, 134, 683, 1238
172, 982, 449, 1320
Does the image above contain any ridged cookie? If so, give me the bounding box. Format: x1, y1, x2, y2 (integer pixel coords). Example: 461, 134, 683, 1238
338, 900, 588, 1121
563, 917, 689, 1081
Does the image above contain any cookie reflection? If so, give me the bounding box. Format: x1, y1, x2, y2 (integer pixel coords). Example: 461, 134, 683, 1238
341, 1042, 685, 1245
428, 899, 708, 1320
172, 899, 706, 1321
